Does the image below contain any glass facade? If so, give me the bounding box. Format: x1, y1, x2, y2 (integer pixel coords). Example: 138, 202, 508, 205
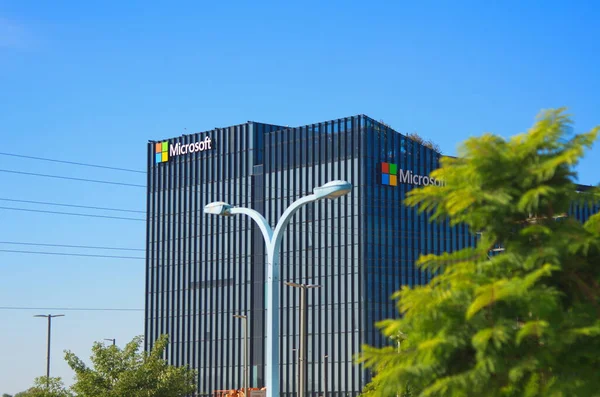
263, 117, 362, 395
359, 118, 477, 353
145, 115, 598, 397
146, 121, 284, 396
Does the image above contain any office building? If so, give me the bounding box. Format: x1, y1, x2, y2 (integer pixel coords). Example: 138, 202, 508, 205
145, 115, 596, 396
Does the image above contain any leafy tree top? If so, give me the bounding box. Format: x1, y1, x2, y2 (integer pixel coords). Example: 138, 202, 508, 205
359, 109, 600, 397
13, 377, 72, 397
65, 334, 196, 397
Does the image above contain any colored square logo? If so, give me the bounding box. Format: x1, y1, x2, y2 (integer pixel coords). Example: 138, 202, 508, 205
155, 141, 169, 164
381, 162, 397, 186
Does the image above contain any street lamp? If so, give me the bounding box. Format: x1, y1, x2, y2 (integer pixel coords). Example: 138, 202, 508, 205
205, 180, 352, 397
104, 338, 116, 346
233, 314, 249, 397
34, 314, 65, 388
285, 282, 321, 397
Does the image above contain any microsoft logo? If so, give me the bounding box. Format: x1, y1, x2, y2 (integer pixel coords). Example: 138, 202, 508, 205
154, 136, 214, 165
381, 162, 398, 186
155, 142, 169, 163
380, 162, 445, 187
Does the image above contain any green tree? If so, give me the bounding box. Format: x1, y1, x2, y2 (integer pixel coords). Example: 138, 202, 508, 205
64, 334, 196, 397
12, 377, 72, 397
361, 372, 417, 397
360, 333, 419, 397
359, 109, 600, 396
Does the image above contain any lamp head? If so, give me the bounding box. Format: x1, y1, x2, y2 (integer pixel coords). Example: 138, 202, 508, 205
34, 314, 65, 318
313, 180, 352, 200
204, 201, 233, 216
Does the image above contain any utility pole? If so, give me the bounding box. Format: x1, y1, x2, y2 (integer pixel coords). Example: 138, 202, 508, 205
285, 282, 321, 397
34, 314, 65, 388
104, 338, 116, 346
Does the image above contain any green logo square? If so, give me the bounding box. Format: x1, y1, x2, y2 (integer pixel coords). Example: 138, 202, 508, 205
389, 163, 397, 175
161, 141, 168, 152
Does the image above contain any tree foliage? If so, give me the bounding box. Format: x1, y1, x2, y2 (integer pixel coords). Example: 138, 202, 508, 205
360, 333, 419, 397
13, 377, 72, 397
359, 109, 600, 396
64, 334, 196, 397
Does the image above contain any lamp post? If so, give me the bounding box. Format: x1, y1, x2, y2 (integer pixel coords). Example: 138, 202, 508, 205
205, 180, 352, 397
292, 348, 298, 394
34, 314, 64, 388
233, 314, 249, 397
323, 354, 328, 397
285, 282, 321, 397
104, 338, 116, 346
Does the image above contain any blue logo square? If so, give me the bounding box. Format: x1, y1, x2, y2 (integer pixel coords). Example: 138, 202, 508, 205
381, 174, 390, 185
155, 153, 162, 163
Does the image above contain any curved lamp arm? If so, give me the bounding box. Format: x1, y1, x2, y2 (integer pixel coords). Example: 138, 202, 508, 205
271, 194, 318, 255
229, 207, 274, 247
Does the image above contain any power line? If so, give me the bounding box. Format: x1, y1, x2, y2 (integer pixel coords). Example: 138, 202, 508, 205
0, 169, 145, 188
0, 197, 145, 214
0, 206, 145, 221
0, 249, 144, 260
0, 152, 145, 174
0, 241, 144, 252
0, 247, 463, 268
0, 306, 143, 312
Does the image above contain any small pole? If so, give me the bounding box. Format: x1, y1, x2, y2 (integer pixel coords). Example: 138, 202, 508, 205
299, 287, 306, 397
285, 282, 321, 397
34, 314, 64, 388
323, 354, 328, 397
292, 348, 297, 396
244, 317, 248, 397
234, 315, 249, 397
46, 315, 51, 385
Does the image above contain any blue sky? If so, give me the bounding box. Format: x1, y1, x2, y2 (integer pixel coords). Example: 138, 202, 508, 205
1, 0, 599, 393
